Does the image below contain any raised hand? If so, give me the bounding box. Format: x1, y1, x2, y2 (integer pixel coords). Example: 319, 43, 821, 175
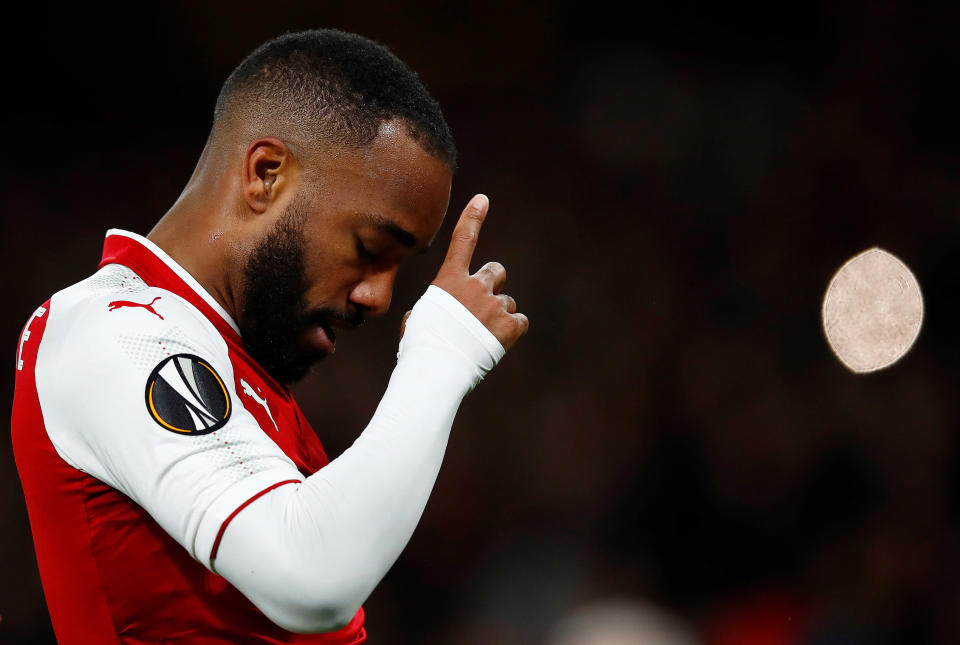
429, 194, 529, 351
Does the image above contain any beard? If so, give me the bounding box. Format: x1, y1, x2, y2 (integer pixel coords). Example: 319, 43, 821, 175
238, 196, 363, 385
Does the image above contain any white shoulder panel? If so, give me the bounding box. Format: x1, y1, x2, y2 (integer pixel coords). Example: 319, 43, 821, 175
35, 264, 303, 564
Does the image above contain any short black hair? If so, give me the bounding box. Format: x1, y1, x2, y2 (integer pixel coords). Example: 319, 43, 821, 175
213, 29, 457, 170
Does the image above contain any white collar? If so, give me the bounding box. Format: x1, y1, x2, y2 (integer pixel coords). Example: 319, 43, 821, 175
104, 229, 242, 335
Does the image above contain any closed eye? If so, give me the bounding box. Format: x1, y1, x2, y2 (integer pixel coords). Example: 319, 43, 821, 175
355, 237, 377, 261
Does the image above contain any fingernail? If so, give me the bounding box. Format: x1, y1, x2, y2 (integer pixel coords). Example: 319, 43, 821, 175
472, 194, 488, 211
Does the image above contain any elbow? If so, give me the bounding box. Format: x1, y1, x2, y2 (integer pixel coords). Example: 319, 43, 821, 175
261, 601, 360, 635
213, 480, 377, 634
252, 562, 367, 634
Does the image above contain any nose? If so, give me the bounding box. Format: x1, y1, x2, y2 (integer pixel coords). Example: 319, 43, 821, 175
348, 266, 398, 317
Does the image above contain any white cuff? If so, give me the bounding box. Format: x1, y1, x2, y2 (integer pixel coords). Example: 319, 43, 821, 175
398, 285, 505, 382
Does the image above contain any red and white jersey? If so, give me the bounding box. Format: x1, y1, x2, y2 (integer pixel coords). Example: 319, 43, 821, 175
12, 230, 366, 644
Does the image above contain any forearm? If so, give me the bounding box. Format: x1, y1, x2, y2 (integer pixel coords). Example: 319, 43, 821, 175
212, 286, 503, 632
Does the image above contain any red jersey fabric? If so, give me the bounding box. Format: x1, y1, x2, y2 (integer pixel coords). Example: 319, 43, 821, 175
12, 232, 366, 644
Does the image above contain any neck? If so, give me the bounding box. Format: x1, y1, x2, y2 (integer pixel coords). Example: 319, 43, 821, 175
147, 145, 245, 324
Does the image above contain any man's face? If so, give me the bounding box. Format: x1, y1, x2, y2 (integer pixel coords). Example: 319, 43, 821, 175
238, 122, 452, 384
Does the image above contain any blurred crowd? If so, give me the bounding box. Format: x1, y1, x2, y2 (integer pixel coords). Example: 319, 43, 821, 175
6, 2, 960, 643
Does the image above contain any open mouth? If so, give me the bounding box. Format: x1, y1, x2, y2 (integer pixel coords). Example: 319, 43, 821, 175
319, 321, 336, 345
299, 321, 337, 356
301, 309, 363, 356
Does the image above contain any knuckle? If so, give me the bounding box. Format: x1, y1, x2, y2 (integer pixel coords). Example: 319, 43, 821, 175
479, 262, 506, 282
461, 215, 482, 229
516, 314, 529, 333
468, 273, 489, 290
454, 230, 475, 244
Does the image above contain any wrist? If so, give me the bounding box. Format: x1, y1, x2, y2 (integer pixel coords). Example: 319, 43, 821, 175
398, 285, 505, 383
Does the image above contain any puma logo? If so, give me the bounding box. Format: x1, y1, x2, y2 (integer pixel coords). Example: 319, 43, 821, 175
240, 378, 278, 431
108, 296, 164, 320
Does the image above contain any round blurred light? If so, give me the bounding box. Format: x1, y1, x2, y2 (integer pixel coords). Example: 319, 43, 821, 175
822, 247, 923, 373
547, 599, 700, 645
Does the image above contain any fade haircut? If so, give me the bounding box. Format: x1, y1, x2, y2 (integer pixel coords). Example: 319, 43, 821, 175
213, 29, 457, 170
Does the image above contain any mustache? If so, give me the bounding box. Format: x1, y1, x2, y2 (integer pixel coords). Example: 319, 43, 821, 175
305, 307, 365, 331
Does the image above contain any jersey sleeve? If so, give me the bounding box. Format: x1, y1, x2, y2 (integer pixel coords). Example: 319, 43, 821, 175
34, 283, 304, 569
211, 285, 505, 632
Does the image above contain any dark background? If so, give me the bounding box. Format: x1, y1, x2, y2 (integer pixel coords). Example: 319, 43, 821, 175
5, 2, 960, 643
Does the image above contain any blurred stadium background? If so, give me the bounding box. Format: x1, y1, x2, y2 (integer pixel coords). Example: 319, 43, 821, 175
6, 2, 960, 643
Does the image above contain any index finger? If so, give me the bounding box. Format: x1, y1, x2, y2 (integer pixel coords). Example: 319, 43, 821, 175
442, 194, 489, 272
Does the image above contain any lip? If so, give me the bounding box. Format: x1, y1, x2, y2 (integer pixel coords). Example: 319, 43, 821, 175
301, 323, 336, 355
320, 321, 337, 344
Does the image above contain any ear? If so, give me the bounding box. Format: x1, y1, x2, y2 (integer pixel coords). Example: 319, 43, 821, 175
242, 138, 299, 213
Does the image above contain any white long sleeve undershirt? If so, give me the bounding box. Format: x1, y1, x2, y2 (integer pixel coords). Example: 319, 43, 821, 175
212, 285, 505, 633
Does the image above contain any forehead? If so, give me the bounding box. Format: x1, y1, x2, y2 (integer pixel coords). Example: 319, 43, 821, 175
307, 120, 452, 245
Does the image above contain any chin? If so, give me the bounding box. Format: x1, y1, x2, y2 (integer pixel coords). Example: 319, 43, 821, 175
271, 352, 330, 385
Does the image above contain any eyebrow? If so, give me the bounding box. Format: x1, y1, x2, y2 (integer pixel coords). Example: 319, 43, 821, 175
361, 212, 426, 252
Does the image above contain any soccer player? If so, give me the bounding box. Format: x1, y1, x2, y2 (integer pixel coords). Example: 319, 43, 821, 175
11, 29, 527, 643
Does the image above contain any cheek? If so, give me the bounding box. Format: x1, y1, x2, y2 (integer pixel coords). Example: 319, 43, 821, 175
301, 250, 364, 309
298, 214, 368, 308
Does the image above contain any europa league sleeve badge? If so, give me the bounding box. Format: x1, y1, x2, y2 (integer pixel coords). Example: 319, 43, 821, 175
145, 354, 232, 434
